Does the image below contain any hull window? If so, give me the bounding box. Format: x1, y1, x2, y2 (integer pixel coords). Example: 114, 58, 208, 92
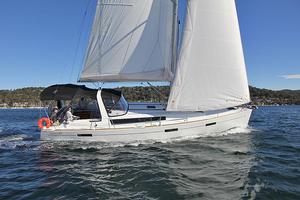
206, 122, 217, 127
165, 128, 178, 132
77, 134, 93, 137
111, 116, 166, 125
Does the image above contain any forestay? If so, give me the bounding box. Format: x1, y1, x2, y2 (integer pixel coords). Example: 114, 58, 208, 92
80, 0, 176, 82
167, 0, 250, 111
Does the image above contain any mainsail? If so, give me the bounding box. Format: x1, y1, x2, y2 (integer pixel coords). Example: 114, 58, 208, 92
167, 0, 250, 111
80, 0, 177, 82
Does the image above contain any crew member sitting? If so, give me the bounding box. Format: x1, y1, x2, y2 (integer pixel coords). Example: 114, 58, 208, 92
78, 97, 88, 110
50, 107, 59, 125
64, 107, 79, 123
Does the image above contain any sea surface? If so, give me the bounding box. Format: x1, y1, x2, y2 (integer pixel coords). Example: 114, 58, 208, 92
0, 106, 299, 200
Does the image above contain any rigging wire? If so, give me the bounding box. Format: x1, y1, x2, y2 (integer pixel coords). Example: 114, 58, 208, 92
143, 82, 169, 103
92, 82, 104, 89
69, 0, 93, 83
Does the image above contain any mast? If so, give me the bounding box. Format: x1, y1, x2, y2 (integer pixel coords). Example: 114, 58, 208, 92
170, 0, 178, 76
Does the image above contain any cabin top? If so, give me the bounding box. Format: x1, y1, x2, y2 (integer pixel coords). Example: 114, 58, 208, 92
40, 84, 121, 101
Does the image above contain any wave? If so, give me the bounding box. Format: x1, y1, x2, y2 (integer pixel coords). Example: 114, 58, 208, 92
226, 126, 256, 134
0, 133, 39, 150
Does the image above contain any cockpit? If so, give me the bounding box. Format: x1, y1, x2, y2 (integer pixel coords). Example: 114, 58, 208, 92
40, 84, 128, 124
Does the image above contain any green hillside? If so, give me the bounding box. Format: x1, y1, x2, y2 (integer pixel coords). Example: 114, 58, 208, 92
0, 87, 44, 107
0, 86, 299, 108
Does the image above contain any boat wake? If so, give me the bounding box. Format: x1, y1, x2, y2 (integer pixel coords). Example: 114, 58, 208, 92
159, 126, 254, 143
226, 126, 255, 134
0, 130, 39, 150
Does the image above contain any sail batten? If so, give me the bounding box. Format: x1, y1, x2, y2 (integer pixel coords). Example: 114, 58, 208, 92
80, 0, 176, 82
167, 0, 250, 111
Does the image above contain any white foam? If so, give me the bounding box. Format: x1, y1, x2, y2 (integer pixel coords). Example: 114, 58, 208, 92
0, 134, 33, 150
226, 127, 255, 134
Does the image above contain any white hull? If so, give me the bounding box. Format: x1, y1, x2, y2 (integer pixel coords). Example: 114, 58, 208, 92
41, 108, 252, 143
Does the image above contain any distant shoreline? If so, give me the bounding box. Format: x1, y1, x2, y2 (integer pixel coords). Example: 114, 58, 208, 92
0, 105, 299, 110
0, 86, 299, 107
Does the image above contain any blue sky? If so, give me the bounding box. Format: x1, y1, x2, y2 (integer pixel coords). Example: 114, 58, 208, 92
0, 0, 299, 90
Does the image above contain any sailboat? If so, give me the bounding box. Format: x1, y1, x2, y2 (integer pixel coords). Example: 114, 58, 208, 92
39, 0, 253, 142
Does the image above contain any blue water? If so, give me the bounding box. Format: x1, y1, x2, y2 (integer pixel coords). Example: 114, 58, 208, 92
0, 106, 299, 199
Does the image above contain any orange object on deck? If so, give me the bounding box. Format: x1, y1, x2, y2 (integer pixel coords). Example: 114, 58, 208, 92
38, 117, 52, 129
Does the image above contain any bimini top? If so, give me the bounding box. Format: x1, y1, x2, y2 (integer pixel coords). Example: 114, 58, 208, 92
40, 84, 98, 101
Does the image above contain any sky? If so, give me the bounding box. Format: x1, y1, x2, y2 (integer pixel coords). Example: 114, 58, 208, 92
0, 0, 299, 90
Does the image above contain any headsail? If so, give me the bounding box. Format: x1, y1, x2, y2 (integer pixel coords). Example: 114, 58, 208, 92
167, 0, 250, 111
80, 0, 177, 82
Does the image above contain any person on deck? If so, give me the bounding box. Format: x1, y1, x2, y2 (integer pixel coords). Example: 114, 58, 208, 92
78, 97, 88, 110
64, 107, 79, 123
50, 107, 59, 125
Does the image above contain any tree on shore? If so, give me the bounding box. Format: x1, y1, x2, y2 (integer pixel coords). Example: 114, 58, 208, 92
0, 86, 299, 107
